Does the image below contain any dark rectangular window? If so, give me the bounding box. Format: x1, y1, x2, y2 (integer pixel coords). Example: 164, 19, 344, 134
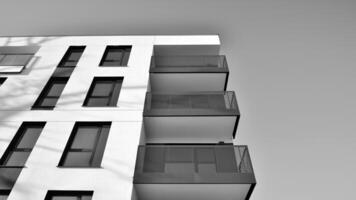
58, 46, 85, 68
32, 77, 69, 109
0, 78, 6, 86
83, 77, 123, 107
99, 46, 131, 66
0, 122, 46, 167
44, 191, 93, 200
59, 122, 111, 167
0, 54, 33, 66
0, 190, 10, 200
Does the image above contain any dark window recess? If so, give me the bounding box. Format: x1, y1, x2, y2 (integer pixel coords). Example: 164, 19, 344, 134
59, 122, 111, 167
99, 46, 131, 66
58, 46, 85, 68
0, 54, 33, 66
32, 77, 69, 109
83, 77, 123, 107
44, 191, 93, 200
0, 122, 46, 167
0, 78, 6, 86
0, 190, 10, 200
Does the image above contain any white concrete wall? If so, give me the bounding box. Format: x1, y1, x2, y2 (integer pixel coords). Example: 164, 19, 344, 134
0, 35, 221, 200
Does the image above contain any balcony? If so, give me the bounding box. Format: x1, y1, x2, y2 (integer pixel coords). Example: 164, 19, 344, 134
0, 167, 22, 190
143, 91, 240, 143
149, 56, 229, 92
133, 145, 255, 200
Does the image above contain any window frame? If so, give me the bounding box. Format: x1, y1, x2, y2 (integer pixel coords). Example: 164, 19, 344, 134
0, 77, 6, 86
0, 53, 34, 74
99, 46, 131, 67
32, 77, 69, 110
58, 46, 86, 68
83, 77, 123, 107
44, 190, 93, 200
0, 122, 46, 167
58, 122, 111, 168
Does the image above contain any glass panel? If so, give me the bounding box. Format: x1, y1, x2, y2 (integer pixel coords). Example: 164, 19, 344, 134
106, 51, 122, 61
215, 147, 238, 172
40, 98, 58, 107
121, 51, 130, 65
17, 127, 42, 148
151, 95, 170, 109
81, 196, 92, 200
208, 94, 226, 109
63, 151, 92, 166
0, 55, 32, 66
0, 195, 8, 200
52, 197, 77, 200
86, 98, 109, 107
143, 147, 165, 172
190, 95, 210, 108
170, 95, 190, 109
91, 82, 113, 96
47, 83, 66, 96
101, 61, 121, 66
197, 163, 216, 173
166, 148, 193, 162
62, 61, 77, 67
68, 52, 82, 61
0, 55, 4, 61
165, 163, 195, 173
71, 127, 99, 149
5, 151, 30, 166
196, 148, 215, 163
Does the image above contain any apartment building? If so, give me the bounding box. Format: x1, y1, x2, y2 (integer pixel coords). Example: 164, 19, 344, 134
0, 35, 255, 200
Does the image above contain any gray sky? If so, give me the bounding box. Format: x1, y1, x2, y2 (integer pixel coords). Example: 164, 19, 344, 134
1, 0, 356, 199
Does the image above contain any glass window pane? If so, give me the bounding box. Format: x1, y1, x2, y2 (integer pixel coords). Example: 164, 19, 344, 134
102, 61, 121, 66
0, 55, 4, 61
121, 51, 130, 66
81, 196, 93, 200
71, 127, 99, 149
47, 83, 66, 96
63, 152, 92, 166
106, 51, 122, 61
40, 98, 58, 107
86, 97, 110, 106
0, 55, 32, 66
62, 61, 77, 67
166, 148, 194, 162
0, 195, 8, 200
52, 197, 77, 200
68, 52, 82, 61
17, 127, 42, 148
92, 83, 113, 96
5, 151, 30, 166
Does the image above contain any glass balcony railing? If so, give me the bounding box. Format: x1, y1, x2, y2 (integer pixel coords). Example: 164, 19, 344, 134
150, 56, 229, 73
134, 145, 255, 184
143, 91, 239, 116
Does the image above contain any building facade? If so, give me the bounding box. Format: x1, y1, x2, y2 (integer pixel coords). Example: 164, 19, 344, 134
0, 35, 255, 200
